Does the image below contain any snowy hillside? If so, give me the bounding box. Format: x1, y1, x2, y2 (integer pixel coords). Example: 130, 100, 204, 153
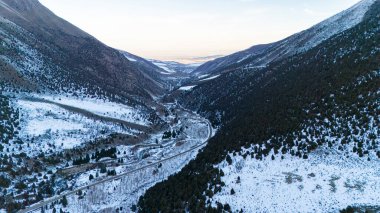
212, 146, 380, 212
212, 70, 380, 211
137, 1, 380, 211
1, 0, 379, 212
0, 0, 166, 101
37, 95, 150, 126
194, 0, 376, 75
120, 51, 166, 75
120, 51, 201, 75
6, 101, 214, 213
7, 94, 151, 157
119, 51, 196, 91
53, 111, 213, 213
149, 59, 201, 74
296, 0, 376, 52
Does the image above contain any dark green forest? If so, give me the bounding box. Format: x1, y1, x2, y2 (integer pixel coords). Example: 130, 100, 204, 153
138, 2, 380, 212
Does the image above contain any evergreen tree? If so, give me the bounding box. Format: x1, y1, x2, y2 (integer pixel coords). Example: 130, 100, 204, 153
61, 196, 68, 207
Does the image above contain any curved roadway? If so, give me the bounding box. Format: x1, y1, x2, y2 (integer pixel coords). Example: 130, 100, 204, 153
19, 119, 212, 213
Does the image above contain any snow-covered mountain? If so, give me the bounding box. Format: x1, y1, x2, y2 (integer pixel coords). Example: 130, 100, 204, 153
0, 0, 165, 101
119, 50, 179, 84
120, 51, 201, 75
139, 0, 380, 212
0, 1, 188, 211
1, 0, 379, 212
194, 0, 376, 76
149, 59, 201, 74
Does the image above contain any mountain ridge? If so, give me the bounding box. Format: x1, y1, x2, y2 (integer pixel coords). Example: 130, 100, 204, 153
0, 0, 379, 212
139, 0, 380, 211
0, 0, 90, 38
0, 0, 166, 103
194, 0, 376, 76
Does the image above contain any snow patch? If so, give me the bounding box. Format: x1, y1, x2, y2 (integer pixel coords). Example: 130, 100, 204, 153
178, 85, 197, 91
199, 75, 220, 81
125, 56, 137, 62
150, 61, 177, 73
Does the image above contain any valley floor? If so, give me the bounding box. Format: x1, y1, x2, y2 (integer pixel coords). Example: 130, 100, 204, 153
9, 95, 214, 213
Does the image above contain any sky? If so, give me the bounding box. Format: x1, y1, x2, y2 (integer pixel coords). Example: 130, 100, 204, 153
40, 0, 361, 63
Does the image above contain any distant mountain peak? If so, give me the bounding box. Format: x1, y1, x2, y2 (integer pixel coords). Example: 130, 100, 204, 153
148, 59, 202, 74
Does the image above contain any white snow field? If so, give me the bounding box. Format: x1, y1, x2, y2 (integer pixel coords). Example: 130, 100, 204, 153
125, 56, 137, 62
39, 95, 150, 126
211, 146, 380, 213
11, 97, 140, 156
178, 85, 197, 91
18, 102, 214, 213
63, 149, 201, 213
199, 75, 221, 82
149, 60, 177, 74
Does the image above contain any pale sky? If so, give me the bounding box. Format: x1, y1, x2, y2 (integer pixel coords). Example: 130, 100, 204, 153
40, 0, 361, 63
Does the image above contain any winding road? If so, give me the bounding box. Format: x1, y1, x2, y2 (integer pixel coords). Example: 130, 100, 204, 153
18, 118, 213, 213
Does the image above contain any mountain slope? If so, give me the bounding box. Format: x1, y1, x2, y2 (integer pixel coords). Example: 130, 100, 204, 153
120, 51, 196, 92
138, 0, 380, 212
194, 0, 376, 76
0, 0, 165, 101
0, 2, 173, 211
120, 51, 170, 76
193, 44, 270, 75
148, 59, 200, 74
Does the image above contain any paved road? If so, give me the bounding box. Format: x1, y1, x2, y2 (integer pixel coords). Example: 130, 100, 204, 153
19, 119, 212, 213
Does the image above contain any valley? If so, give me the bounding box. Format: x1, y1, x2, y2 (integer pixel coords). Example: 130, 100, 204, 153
1, 90, 213, 212
1, 0, 379, 212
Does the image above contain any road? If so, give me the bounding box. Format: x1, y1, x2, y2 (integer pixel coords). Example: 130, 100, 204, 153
18, 118, 213, 213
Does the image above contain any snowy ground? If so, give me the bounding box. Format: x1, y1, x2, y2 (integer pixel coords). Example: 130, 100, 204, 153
149, 61, 177, 74
178, 85, 197, 91
211, 146, 380, 213
22, 103, 214, 213
199, 75, 220, 82
38, 95, 149, 126
68, 113, 210, 190
77, 110, 208, 180
9, 95, 142, 156
61, 148, 202, 213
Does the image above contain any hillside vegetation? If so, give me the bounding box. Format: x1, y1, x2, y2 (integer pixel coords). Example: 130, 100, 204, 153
138, 2, 380, 212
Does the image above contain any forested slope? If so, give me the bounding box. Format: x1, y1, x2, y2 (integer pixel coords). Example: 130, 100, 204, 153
138, 2, 380, 212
